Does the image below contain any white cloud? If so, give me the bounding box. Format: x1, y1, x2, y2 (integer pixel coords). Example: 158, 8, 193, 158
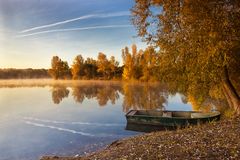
20, 11, 130, 33
16, 24, 132, 38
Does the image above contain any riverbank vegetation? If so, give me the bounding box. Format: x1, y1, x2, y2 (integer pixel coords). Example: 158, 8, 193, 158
131, 0, 240, 114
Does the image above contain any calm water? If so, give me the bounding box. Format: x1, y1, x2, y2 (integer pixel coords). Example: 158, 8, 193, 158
0, 81, 192, 160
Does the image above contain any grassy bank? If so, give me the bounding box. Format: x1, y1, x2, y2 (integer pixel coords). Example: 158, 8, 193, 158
41, 116, 240, 160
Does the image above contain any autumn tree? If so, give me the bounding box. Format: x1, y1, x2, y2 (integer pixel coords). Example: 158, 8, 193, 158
84, 58, 98, 79
140, 46, 159, 81
61, 61, 71, 79
132, 0, 240, 114
71, 55, 84, 79
122, 47, 133, 80
122, 45, 142, 80
97, 52, 111, 79
49, 56, 71, 80
49, 56, 61, 80
132, 44, 143, 79
109, 56, 119, 78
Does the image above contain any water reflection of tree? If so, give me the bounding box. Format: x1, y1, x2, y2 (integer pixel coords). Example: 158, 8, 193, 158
96, 85, 120, 106
122, 83, 169, 112
51, 83, 217, 114
71, 84, 122, 106
51, 85, 70, 104
167, 81, 229, 114
51, 83, 173, 112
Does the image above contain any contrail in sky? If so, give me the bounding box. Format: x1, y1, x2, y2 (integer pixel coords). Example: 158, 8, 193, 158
20, 11, 130, 33
16, 25, 132, 38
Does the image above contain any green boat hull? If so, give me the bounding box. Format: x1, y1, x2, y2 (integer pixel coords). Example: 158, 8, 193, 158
125, 122, 177, 132
126, 110, 221, 127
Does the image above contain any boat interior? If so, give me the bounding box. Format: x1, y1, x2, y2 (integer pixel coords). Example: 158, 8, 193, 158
134, 110, 193, 118
128, 110, 218, 118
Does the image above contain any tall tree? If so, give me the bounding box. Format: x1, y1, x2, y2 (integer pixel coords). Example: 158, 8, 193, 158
49, 56, 71, 80
122, 45, 142, 80
97, 52, 111, 79
122, 47, 133, 80
71, 55, 84, 79
132, 44, 143, 79
140, 46, 158, 81
132, 0, 240, 114
84, 58, 98, 79
61, 61, 71, 79
49, 56, 61, 80
109, 56, 119, 78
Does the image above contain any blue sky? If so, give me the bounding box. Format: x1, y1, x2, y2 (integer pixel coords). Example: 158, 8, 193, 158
0, 0, 146, 68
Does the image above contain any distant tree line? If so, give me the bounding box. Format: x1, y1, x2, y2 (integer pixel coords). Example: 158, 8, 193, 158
0, 44, 158, 81
49, 52, 123, 80
0, 68, 50, 79
48, 44, 160, 81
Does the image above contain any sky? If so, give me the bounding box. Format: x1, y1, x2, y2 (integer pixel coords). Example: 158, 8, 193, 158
0, 0, 146, 69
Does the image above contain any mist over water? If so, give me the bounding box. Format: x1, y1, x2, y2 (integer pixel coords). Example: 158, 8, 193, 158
0, 80, 192, 160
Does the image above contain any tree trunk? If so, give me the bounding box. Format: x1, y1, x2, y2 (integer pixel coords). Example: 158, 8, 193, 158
222, 67, 240, 115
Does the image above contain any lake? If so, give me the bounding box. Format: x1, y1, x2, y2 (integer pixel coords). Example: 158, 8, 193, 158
0, 80, 192, 160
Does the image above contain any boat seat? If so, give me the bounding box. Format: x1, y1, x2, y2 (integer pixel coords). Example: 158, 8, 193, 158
162, 112, 172, 117
128, 110, 137, 116
191, 113, 212, 118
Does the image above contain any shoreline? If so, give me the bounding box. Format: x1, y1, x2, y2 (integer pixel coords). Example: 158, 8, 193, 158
41, 116, 240, 160
0, 79, 161, 85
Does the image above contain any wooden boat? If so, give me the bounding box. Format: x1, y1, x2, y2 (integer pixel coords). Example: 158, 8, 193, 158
125, 110, 221, 128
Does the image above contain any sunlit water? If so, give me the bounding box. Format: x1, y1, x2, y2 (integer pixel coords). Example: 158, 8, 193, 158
0, 81, 192, 160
